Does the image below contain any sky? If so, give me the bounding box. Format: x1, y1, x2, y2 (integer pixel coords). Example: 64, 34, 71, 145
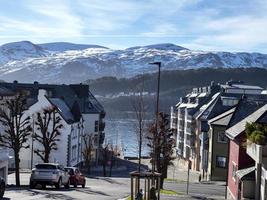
0, 0, 267, 53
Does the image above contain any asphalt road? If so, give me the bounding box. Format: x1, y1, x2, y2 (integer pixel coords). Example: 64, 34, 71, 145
5, 173, 131, 200
4, 173, 225, 200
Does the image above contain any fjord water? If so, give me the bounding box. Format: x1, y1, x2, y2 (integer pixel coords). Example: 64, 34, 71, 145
105, 119, 150, 158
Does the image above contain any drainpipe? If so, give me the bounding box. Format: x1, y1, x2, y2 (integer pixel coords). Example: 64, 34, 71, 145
255, 145, 262, 200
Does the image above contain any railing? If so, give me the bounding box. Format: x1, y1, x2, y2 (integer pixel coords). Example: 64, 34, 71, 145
186, 139, 194, 146
246, 140, 267, 163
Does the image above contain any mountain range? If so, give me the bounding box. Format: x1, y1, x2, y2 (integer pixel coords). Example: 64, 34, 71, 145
0, 41, 267, 83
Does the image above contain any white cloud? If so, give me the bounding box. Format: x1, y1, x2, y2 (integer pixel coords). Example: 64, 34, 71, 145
0, 0, 266, 52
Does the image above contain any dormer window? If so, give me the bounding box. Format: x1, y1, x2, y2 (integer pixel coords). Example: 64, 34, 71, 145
221, 97, 239, 106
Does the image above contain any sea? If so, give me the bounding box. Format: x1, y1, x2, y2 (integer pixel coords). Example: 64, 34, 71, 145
105, 119, 150, 158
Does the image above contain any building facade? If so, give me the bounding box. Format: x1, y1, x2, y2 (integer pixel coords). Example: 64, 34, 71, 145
0, 81, 105, 169
170, 81, 265, 176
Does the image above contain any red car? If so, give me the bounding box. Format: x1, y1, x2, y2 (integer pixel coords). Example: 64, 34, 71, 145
64, 167, 86, 188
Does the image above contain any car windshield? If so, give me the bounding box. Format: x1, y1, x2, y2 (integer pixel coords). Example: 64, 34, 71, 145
65, 168, 74, 175
35, 164, 57, 169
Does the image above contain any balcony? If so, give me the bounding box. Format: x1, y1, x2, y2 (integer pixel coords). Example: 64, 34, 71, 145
246, 140, 267, 164
186, 139, 194, 147
171, 113, 177, 119
185, 127, 192, 135
170, 122, 177, 129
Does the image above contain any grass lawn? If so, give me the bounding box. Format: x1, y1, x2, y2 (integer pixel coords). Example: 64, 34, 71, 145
164, 178, 185, 183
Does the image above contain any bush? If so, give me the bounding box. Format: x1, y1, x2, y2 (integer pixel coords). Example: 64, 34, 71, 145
245, 122, 267, 145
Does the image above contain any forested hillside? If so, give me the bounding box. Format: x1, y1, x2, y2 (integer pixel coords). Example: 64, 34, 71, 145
86, 68, 267, 118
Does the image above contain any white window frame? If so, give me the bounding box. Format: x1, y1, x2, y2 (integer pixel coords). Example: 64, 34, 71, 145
216, 156, 227, 168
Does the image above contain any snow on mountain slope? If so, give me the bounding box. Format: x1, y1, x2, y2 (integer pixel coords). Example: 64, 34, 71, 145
0, 41, 48, 65
39, 42, 108, 52
0, 41, 267, 84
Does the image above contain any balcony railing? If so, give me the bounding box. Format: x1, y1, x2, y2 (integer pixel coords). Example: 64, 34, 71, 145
186, 139, 194, 146
246, 140, 267, 163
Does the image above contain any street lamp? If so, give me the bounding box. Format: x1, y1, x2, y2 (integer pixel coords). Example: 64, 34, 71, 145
30, 114, 35, 170
149, 61, 161, 173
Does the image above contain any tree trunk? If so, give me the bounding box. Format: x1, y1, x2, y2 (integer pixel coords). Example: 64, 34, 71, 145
109, 156, 113, 177
88, 164, 91, 175
160, 166, 168, 189
44, 149, 49, 163
14, 150, 20, 186
103, 164, 106, 177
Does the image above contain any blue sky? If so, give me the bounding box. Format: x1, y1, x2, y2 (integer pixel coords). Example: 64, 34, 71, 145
0, 0, 267, 52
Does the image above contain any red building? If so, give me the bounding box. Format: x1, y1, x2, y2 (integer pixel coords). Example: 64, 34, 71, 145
226, 134, 254, 199
226, 101, 267, 199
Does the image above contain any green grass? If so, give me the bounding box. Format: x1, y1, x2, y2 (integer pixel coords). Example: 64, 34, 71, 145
164, 178, 185, 183
160, 189, 181, 195
126, 189, 181, 199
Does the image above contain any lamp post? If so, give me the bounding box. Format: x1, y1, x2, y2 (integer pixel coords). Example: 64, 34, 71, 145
30, 114, 35, 170
149, 62, 161, 173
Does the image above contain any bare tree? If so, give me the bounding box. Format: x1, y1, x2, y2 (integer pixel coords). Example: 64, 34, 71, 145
0, 93, 32, 186
82, 133, 94, 174
131, 73, 148, 174
33, 106, 63, 163
132, 91, 147, 173
147, 112, 175, 189
101, 143, 111, 177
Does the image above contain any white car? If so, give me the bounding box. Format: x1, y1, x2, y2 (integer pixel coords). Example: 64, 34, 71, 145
30, 163, 70, 189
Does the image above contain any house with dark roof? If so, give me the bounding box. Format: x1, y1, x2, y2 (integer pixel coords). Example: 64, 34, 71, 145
171, 82, 221, 170
225, 101, 267, 200
194, 83, 265, 179
171, 81, 265, 175
0, 81, 105, 169
207, 107, 236, 181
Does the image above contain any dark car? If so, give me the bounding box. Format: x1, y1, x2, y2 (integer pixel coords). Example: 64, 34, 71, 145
65, 167, 86, 188
0, 176, 5, 198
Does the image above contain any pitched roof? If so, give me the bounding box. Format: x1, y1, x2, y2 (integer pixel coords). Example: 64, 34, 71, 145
221, 84, 263, 90
195, 92, 220, 119
226, 104, 267, 139
208, 107, 236, 126
0, 86, 15, 96
236, 166, 255, 180
48, 98, 75, 124
0, 82, 105, 116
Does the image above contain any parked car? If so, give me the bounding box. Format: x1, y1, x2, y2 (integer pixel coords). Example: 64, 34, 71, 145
65, 167, 86, 188
30, 163, 70, 189
0, 176, 5, 198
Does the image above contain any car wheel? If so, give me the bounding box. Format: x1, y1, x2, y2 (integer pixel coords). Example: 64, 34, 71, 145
0, 182, 5, 198
73, 180, 77, 188
55, 178, 62, 189
64, 180, 70, 189
29, 181, 35, 189
82, 183, 85, 188
41, 184, 46, 189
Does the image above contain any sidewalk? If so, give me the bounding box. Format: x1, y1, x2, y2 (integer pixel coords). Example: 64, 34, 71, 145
167, 159, 201, 183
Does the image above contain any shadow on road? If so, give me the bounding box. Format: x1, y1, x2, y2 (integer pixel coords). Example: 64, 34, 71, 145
6, 185, 111, 199
83, 157, 149, 178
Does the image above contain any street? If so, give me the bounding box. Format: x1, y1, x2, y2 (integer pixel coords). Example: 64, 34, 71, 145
5, 173, 130, 200
4, 172, 226, 200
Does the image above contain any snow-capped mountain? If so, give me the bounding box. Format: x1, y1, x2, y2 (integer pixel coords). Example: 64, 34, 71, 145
0, 41, 48, 65
39, 42, 108, 52
0, 41, 267, 83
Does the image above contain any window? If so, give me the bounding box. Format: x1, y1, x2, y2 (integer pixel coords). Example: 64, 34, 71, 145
216, 156, 227, 168
217, 132, 228, 143
71, 145, 77, 161
95, 120, 99, 132
232, 162, 237, 180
